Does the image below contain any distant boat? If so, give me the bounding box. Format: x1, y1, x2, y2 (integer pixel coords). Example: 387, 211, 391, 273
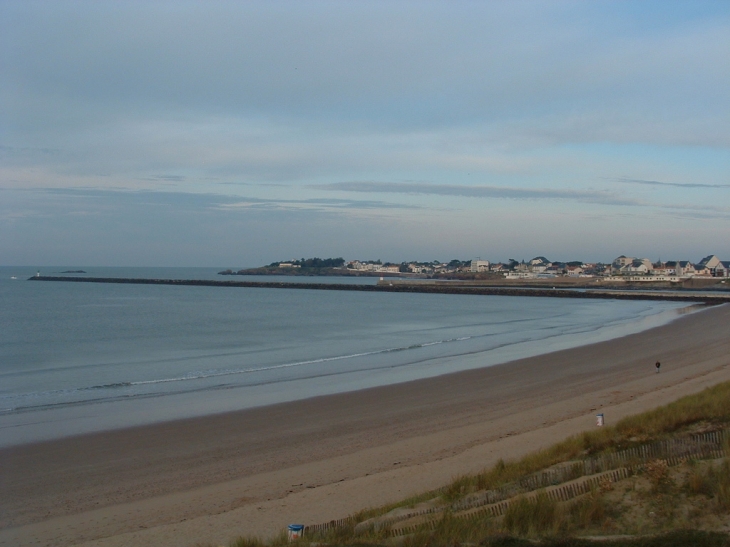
10, 276, 17, 280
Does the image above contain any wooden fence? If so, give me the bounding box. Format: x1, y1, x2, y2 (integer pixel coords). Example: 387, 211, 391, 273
305, 428, 728, 537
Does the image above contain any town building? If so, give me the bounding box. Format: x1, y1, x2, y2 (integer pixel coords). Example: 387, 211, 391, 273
470, 259, 490, 273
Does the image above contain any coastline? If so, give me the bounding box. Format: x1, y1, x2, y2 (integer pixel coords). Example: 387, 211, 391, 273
1, 304, 729, 547
0, 297, 695, 448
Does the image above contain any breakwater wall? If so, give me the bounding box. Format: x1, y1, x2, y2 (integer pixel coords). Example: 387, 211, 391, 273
27, 276, 730, 303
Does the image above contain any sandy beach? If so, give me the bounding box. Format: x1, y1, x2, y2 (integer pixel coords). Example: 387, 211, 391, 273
1, 303, 729, 547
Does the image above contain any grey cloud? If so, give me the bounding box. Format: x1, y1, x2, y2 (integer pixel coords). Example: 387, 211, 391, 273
217, 182, 289, 188
321, 181, 730, 221
658, 202, 730, 220
614, 177, 730, 189
3, 3, 728, 146
298, 198, 422, 210
319, 181, 641, 207
0, 145, 61, 155
0, 188, 407, 267
21, 187, 420, 215
2, 3, 729, 264
664, 210, 730, 221
146, 175, 187, 182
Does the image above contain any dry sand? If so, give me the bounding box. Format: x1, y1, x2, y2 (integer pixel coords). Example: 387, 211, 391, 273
1, 303, 729, 547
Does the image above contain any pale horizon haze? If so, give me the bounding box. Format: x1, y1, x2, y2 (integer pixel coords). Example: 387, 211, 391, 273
1, 1, 729, 267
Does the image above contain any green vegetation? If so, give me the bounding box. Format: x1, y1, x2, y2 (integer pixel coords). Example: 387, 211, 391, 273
686, 460, 730, 510
443, 381, 730, 501
211, 382, 730, 547
220, 257, 352, 277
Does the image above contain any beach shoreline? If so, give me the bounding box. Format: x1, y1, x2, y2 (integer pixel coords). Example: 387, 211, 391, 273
0, 294, 694, 449
1, 304, 729, 547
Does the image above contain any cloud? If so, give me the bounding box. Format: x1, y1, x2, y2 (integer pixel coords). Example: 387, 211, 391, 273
11, 187, 420, 217
614, 177, 730, 189
142, 175, 187, 182
3, 3, 729, 147
0, 186, 426, 266
318, 181, 730, 221
2, 3, 729, 263
657, 201, 730, 221
219, 197, 422, 212
319, 181, 641, 207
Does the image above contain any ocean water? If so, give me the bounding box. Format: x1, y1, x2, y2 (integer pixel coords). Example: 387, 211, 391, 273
0, 266, 692, 447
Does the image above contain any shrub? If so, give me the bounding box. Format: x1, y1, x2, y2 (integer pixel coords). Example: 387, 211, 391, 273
686, 463, 717, 497
503, 492, 562, 536
715, 460, 730, 512
685, 459, 730, 511
644, 460, 673, 493
568, 492, 608, 529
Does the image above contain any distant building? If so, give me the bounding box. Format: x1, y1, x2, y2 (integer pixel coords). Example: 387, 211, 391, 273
653, 263, 675, 276
566, 266, 584, 277
529, 257, 550, 271
470, 259, 490, 273
408, 263, 432, 274
612, 256, 634, 269
349, 261, 379, 271
676, 261, 696, 277
613, 257, 653, 275
698, 255, 721, 270
505, 271, 538, 279
697, 255, 728, 277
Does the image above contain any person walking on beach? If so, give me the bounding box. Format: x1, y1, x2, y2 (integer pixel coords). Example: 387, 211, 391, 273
655, 361, 661, 373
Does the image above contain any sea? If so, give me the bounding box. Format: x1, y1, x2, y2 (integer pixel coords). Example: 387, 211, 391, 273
0, 266, 695, 448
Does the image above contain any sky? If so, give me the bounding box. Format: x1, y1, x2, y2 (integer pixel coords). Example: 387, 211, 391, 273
1, 1, 729, 267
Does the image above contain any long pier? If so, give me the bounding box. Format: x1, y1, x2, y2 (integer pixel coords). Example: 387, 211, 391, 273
27, 276, 730, 304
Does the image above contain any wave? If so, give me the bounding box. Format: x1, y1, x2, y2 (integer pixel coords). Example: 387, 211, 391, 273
111, 335, 476, 386
1, 303, 698, 416
0, 334, 477, 411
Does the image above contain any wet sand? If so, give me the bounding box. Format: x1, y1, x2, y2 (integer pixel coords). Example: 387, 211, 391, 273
1, 304, 729, 547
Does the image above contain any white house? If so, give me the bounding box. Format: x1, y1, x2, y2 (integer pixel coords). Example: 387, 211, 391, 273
675, 261, 696, 277
698, 255, 722, 270
470, 259, 490, 273
566, 266, 584, 277
611, 256, 651, 274
611, 255, 636, 273
697, 255, 728, 277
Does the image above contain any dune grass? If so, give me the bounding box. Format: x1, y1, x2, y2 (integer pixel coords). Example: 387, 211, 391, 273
443, 380, 730, 501
219, 381, 730, 547
686, 459, 730, 511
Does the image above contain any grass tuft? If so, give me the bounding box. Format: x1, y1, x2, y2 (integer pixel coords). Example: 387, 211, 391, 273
503, 492, 563, 536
